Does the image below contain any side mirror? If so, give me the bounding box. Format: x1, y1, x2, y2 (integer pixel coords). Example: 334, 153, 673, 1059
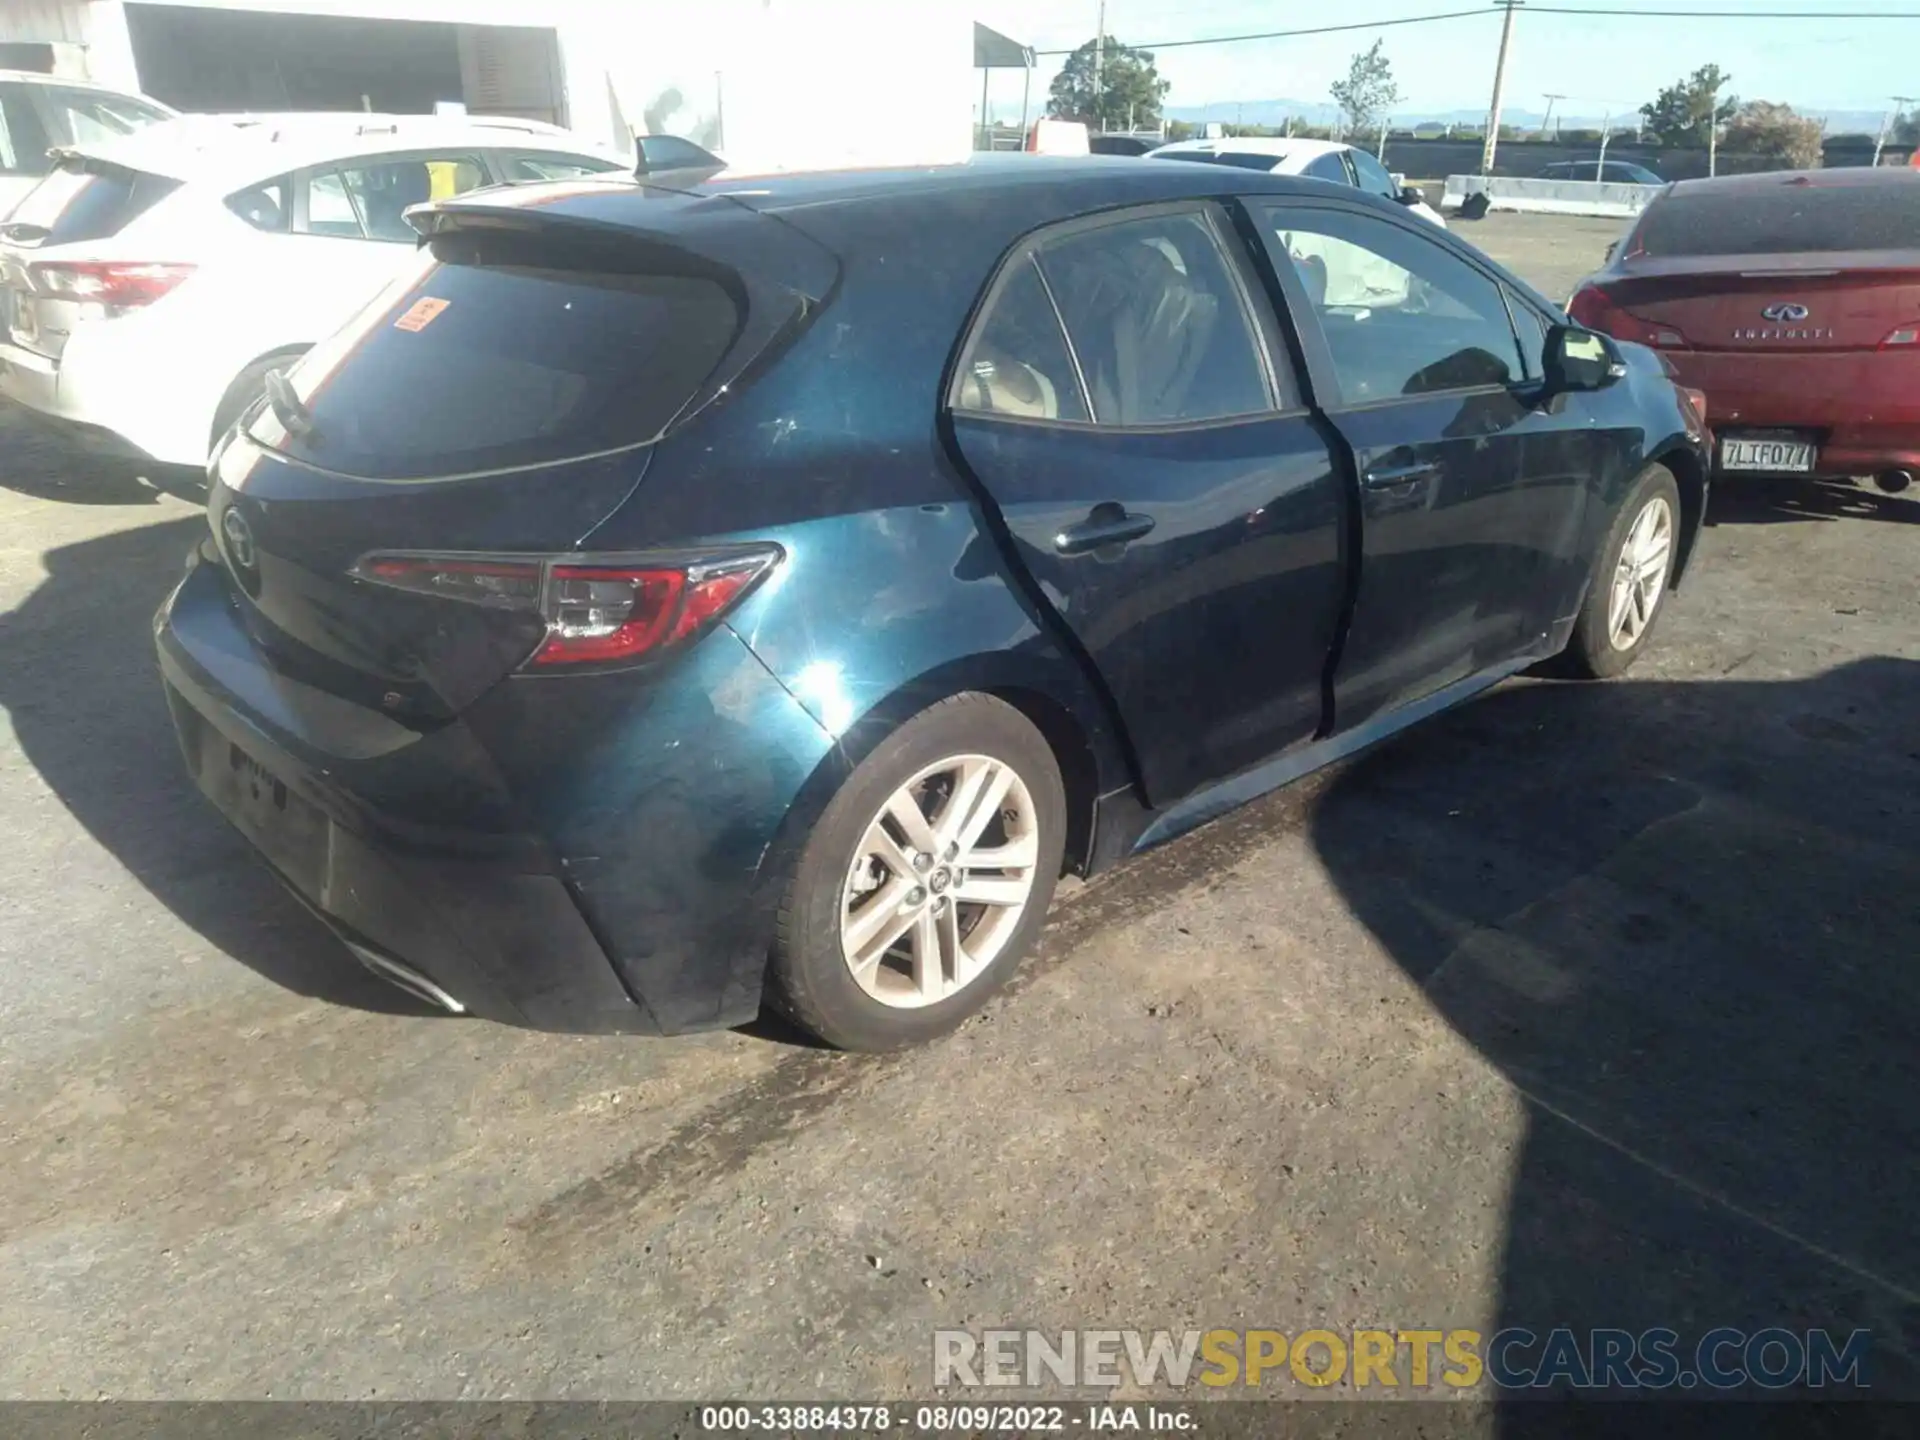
1396, 184, 1425, 206
1543, 324, 1623, 395
1603, 240, 1619, 263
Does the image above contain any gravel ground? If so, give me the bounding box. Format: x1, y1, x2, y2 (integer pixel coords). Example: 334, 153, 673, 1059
1, 212, 1915, 1410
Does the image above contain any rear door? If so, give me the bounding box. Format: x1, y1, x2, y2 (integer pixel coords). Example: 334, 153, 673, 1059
946, 202, 1346, 806
1247, 198, 1573, 727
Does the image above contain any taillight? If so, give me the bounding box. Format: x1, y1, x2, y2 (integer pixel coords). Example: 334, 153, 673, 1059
29, 261, 195, 308
1568, 285, 1688, 348
1879, 324, 1920, 348
350, 547, 781, 669
1677, 385, 1708, 428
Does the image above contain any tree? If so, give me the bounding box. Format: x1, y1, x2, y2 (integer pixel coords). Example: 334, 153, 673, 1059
1046, 36, 1170, 132
1329, 39, 1402, 138
1639, 65, 1737, 147
1722, 100, 1824, 169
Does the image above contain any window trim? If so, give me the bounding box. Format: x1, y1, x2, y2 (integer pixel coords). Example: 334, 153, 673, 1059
946, 198, 1292, 434
1243, 194, 1543, 412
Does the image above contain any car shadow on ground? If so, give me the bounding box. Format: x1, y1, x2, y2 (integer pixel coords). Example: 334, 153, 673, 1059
1709, 476, 1920, 527
0, 513, 434, 1017
1311, 657, 1920, 1416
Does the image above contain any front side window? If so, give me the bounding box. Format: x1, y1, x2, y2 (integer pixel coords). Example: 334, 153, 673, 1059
1349, 149, 1399, 200
1304, 151, 1353, 185
1036, 210, 1274, 426
1257, 203, 1524, 403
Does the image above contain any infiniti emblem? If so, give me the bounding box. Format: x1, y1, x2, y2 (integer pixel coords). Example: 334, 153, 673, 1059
1761, 302, 1810, 322
221, 507, 257, 570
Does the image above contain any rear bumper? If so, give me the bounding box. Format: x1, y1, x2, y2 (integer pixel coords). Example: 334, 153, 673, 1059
154, 551, 835, 1034
1660, 349, 1920, 478
0, 330, 211, 468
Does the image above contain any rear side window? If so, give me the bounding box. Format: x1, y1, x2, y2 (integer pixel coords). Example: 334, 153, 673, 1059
2, 158, 181, 243
36, 86, 171, 146
953, 256, 1090, 423
226, 176, 290, 233
1037, 210, 1274, 426
0, 84, 53, 178
256, 229, 742, 480
1633, 183, 1920, 257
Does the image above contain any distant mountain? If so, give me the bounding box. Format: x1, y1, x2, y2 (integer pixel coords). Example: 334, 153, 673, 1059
1164, 99, 1892, 138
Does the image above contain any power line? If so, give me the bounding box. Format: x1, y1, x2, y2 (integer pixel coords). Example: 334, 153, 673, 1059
1033, 5, 1920, 56
1033, 10, 1489, 56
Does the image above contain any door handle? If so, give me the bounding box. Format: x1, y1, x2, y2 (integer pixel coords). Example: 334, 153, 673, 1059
1363, 461, 1441, 491
1054, 504, 1156, 556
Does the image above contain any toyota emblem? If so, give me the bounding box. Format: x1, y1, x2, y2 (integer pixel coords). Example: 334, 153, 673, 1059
221, 507, 258, 571
1761, 302, 1810, 322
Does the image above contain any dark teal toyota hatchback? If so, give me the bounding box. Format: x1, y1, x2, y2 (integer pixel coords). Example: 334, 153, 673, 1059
156, 155, 1709, 1051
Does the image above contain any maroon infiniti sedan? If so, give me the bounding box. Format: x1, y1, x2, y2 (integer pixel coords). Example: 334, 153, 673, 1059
1569, 167, 1920, 494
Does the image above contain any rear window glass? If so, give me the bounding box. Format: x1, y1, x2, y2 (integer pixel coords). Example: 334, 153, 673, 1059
2, 159, 180, 244
255, 230, 742, 480
1633, 182, 1920, 257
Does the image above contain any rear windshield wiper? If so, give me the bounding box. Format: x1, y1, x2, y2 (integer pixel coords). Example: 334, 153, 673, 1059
263, 368, 318, 440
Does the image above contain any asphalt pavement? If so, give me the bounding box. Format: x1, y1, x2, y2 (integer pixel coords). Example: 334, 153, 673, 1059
1, 213, 1915, 1411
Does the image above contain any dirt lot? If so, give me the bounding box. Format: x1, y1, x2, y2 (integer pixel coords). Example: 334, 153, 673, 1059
1, 212, 1916, 1406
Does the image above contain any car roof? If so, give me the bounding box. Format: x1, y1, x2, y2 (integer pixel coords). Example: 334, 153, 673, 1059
1153, 137, 1347, 164
1666, 167, 1920, 198
0, 69, 161, 96
52, 112, 618, 188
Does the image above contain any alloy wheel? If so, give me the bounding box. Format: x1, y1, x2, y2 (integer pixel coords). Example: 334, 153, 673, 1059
839, 754, 1040, 1009
1608, 494, 1674, 651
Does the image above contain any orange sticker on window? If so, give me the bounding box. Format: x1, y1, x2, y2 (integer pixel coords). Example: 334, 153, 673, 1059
394, 297, 451, 332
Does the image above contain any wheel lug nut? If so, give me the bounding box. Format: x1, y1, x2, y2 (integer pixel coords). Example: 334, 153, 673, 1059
944, 843, 959, 861
906, 887, 927, 906
912, 853, 933, 873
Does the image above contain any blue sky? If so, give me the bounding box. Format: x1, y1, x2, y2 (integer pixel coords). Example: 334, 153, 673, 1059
978, 1, 1920, 122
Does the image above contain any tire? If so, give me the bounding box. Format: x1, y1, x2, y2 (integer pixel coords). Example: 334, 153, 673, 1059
768, 693, 1068, 1052
210, 353, 304, 453
1559, 463, 1682, 680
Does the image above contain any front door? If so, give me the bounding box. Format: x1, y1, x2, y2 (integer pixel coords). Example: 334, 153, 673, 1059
947, 203, 1346, 806
1247, 199, 1575, 728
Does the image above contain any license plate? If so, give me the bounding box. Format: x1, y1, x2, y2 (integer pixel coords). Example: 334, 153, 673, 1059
200, 736, 328, 888
1720, 436, 1815, 473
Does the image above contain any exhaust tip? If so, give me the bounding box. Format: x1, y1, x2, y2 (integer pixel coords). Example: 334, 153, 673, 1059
343, 940, 468, 1015
1874, 470, 1913, 494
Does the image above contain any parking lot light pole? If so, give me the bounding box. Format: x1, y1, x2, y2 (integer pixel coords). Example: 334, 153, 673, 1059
1481, 0, 1525, 175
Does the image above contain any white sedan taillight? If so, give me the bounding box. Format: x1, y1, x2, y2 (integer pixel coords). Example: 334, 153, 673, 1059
29, 260, 196, 309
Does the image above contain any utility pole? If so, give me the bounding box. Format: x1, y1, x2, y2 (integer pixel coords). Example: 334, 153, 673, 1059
1093, 0, 1106, 131
1481, 1, 1524, 174
1541, 92, 1565, 140
1874, 97, 1916, 166
1707, 73, 1722, 177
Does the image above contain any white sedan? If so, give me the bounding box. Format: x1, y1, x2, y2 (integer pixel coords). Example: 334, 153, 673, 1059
0, 112, 629, 472
1150, 137, 1448, 228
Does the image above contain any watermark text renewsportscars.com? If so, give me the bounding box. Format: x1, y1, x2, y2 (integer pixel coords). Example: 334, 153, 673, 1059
932, 1327, 1873, 1391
